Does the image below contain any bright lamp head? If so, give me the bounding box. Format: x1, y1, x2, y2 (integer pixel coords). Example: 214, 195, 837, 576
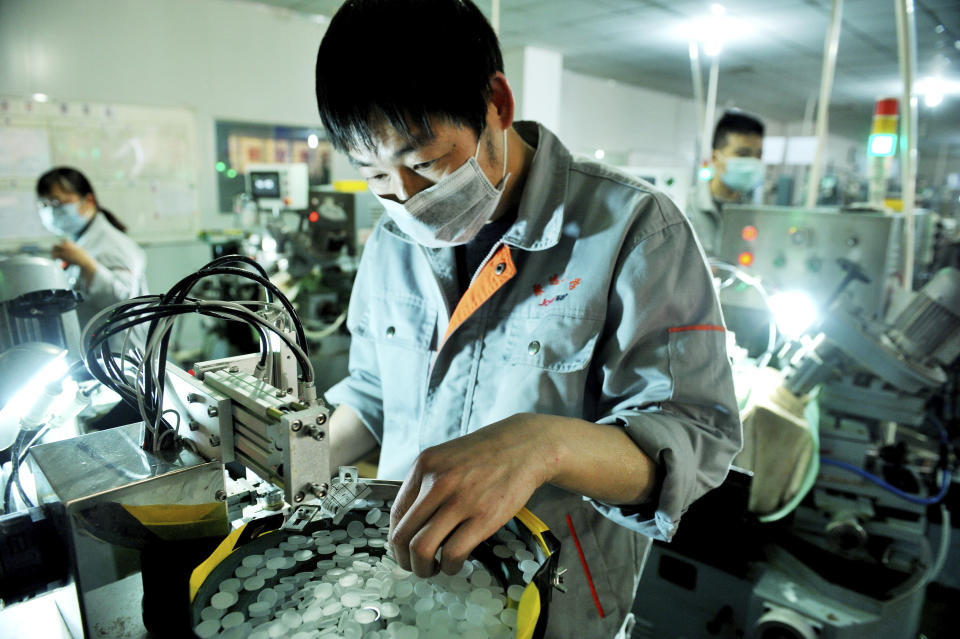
0, 343, 69, 450
769, 291, 818, 341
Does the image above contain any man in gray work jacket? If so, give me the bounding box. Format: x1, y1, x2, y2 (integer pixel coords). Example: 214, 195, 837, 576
315, 1, 742, 636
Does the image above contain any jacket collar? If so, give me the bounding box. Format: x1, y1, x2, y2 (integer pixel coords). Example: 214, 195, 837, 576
499, 121, 568, 251
380, 120, 569, 252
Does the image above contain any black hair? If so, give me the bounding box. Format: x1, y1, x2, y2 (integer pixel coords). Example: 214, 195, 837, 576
36, 166, 127, 233
713, 110, 765, 150
315, 0, 503, 152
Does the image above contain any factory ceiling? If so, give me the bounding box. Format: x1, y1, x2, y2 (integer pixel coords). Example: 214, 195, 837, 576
244, 0, 960, 158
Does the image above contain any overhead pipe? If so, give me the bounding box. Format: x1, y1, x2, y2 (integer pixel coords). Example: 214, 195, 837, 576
895, 0, 918, 291
689, 41, 706, 152
700, 53, 720, 172
805, 0, 844, 209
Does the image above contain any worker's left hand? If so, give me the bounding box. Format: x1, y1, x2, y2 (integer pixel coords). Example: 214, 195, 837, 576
389, 413, 555, 578
51, 240, 95, 272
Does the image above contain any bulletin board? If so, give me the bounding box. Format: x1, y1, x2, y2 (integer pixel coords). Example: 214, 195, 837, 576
0, 96, 200, 247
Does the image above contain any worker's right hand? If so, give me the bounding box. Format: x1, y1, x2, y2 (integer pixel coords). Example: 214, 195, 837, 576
387, 413, 555, 578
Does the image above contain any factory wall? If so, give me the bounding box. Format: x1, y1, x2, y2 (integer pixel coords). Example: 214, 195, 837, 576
0, 0, 328, 237
558, 70, 863, 191
558, 70, 704, 169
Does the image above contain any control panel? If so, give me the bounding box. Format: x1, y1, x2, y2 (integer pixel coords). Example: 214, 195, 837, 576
717, 205, 902, 320
247, 163, 309, 210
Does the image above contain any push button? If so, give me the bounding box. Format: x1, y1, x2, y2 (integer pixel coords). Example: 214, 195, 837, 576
528, 340, 540, 355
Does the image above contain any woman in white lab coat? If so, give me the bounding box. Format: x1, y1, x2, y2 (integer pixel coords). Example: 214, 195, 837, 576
35, 167, 148, 333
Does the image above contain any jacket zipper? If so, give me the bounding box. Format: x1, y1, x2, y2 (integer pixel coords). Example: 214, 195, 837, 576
467, 241, 505, 290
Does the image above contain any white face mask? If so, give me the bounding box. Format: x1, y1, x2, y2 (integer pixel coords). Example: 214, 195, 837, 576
38, 201, 88, 237
721, 156, 765, 193
375, 129, 510, 248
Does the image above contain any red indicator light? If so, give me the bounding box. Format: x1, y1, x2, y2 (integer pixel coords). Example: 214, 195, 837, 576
738, 251, 754, 267
308, 211, 319, 223
741, 225, 758, 241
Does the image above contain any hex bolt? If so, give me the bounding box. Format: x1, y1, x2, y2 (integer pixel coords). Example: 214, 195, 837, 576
276, 389, 287, 398
186, 393, 205, 404
228, 365, 240, 373
294, 491, 305, 503
315, 414, 327, 426
188, 420, 200, 431
215, 490, 227, 502
290, 420, 303, 432
209, 435, 221, 447
207, 406, 219, 418
552, 567, 568, 593
312, 429, 325, 442
264, 491, 283, 510
310, 483, 329, 498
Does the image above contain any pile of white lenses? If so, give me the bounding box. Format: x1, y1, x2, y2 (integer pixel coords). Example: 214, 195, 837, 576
193, 501, 540, 639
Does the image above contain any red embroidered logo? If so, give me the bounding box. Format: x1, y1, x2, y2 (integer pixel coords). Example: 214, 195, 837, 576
533, 273, 581, 305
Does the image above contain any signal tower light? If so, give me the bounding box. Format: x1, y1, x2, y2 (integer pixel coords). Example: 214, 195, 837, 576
698, 162, 714, 181
868, 98, 898, 157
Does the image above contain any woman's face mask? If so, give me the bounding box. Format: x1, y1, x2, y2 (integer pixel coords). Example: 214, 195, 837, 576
38, 201, 88, 237
374, 129, 510, 248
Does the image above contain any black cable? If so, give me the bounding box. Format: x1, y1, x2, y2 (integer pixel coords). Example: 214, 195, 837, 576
84, 302, 312, 436
81, 258, 314, 453
163, 267, 304, 349
200, 255, 273, 301
87, 302, 305, 376
142, 266, 304, 438
2, 428, 43, 513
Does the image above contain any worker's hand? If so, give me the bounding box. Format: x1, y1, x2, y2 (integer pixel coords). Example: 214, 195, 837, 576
52, 240, 97, 283
388, 413, 556, 578
51, 240, 94, 270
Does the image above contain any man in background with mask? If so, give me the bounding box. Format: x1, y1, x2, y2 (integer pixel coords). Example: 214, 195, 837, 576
687, 110, 766, 255
316, 1, 741, 636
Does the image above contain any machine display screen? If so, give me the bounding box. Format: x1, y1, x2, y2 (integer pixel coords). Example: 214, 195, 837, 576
250, 171, 281, 198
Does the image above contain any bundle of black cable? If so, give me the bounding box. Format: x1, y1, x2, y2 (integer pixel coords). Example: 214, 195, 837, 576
81, 255, 313, 453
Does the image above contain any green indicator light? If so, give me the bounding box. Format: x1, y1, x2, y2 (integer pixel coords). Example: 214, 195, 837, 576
226, 169, 238, 178
216, 161, 226, 172
698, 166, 714, 181
735, 282, 749, 292
868, 133, 897, 157
91, 147, 101, 159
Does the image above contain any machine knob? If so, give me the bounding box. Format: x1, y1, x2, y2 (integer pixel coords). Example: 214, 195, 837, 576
755, 607, 819, 639
791, 228, 812, 245
826, 512, 868, 551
